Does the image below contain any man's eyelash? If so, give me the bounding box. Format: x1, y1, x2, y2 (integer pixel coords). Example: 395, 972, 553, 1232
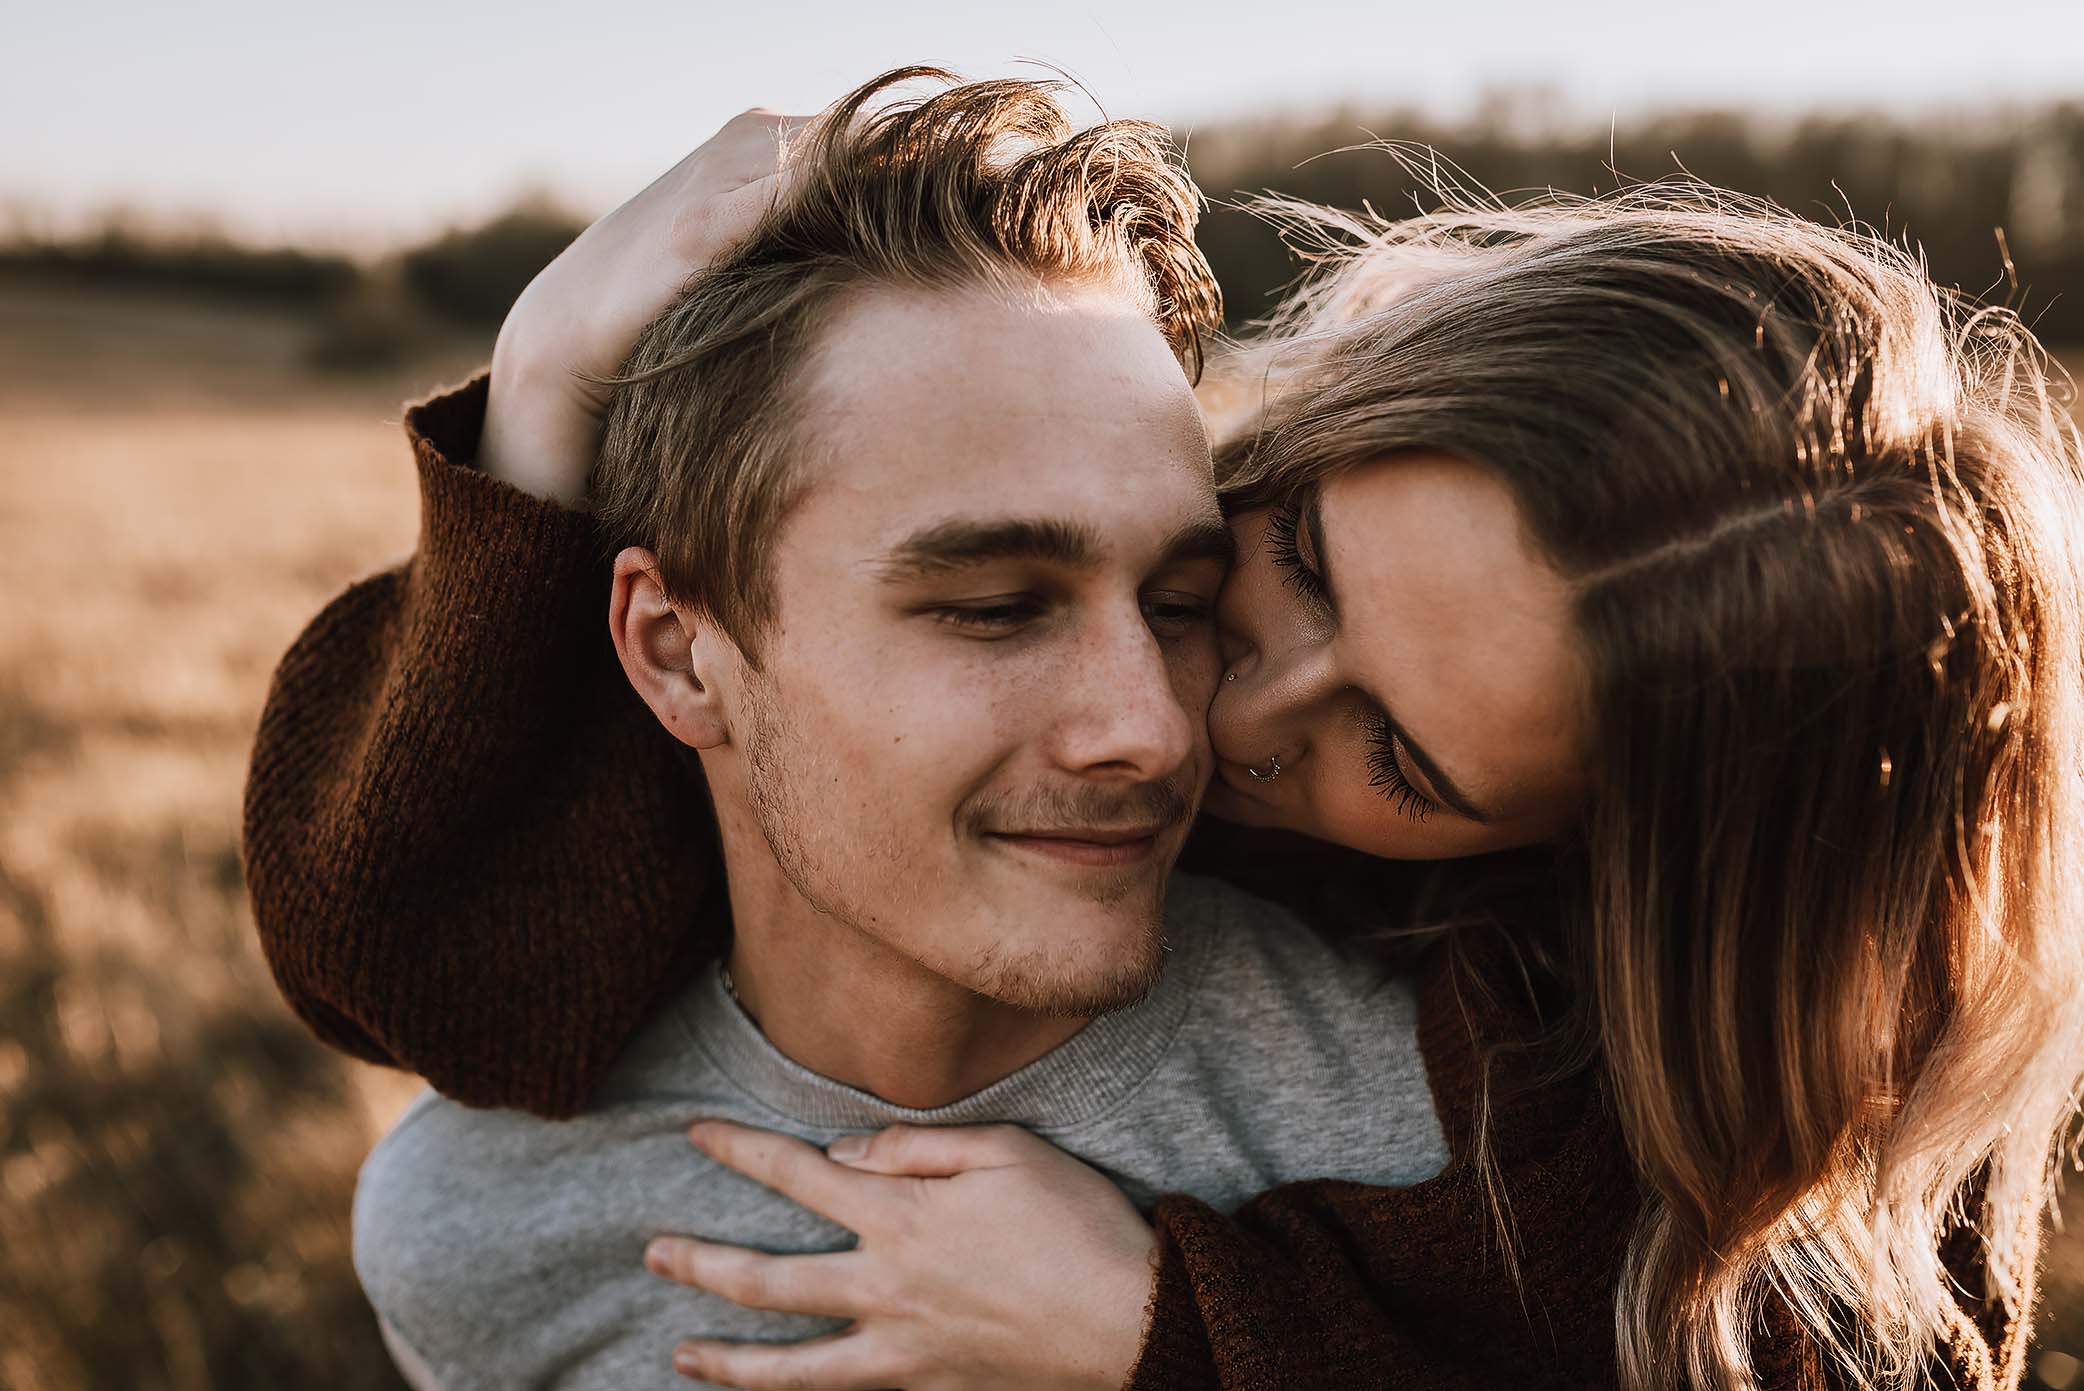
1363, 713, 1440, 821
930, 598, 1042, 632
1262, 504, 1329, 601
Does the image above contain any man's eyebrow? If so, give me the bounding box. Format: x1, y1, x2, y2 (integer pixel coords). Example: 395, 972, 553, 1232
876, 518, 1103, 580
1158, 517, 1237, 571
1309, 490, 1493, 823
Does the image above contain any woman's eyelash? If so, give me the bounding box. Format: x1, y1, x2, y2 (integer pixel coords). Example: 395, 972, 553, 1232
1363, 714, 1440, 821
1263, 504, 1329, 601
1266, 504, 1434, 821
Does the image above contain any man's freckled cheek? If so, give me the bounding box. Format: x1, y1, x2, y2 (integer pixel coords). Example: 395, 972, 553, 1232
986, 671, 1044, 748
1164, 638, 1222, 746
801, 640, 1026, 783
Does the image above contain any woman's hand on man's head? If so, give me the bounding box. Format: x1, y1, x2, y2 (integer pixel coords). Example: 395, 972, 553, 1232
644, 1118, 1159, 1391
480, 109, 809, 507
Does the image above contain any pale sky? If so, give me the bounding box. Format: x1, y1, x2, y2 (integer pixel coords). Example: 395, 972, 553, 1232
6, 0, 2080, 253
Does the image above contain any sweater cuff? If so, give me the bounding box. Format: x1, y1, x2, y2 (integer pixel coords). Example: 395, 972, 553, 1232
404, 370, 495, 472
402, 372, 603, 605
1125, 1202, 1222, 1390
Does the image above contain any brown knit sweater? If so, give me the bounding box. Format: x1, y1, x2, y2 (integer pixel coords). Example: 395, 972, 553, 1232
242, 376, 2022, 1390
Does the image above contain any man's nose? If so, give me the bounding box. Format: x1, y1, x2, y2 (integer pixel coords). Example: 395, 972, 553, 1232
1051, 612, 1199, 781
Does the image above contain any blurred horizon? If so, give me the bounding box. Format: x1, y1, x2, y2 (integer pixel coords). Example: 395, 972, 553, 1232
8, 88, 2080, 261
7, 0, 2082, 255
13, 88, 2082, 349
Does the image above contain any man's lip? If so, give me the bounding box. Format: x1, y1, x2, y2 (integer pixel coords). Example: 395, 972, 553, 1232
984, 826, 1171, 869
989, 825, 1170, 845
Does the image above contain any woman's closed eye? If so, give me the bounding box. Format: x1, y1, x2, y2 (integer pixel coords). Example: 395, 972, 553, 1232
1263, 503, 1331, 606
1364, 713, 1442, 821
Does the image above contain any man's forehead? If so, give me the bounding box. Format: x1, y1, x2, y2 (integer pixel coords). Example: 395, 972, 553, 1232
792, 282, 1211, 480
765, 282, 1219, 573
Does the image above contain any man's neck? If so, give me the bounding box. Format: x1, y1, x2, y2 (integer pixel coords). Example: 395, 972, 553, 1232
716, 848, 1091, 1110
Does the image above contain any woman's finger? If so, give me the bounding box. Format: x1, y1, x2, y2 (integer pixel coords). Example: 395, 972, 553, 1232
826, 1121, 1039, 1176
658, 165, 798, 283
688, 1120, 883, 1229
644, 1236, 870, 1318
673, 1329, 900, 1391
652, 109, 811, 192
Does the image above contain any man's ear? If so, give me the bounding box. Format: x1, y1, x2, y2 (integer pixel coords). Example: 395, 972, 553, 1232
609, 546, 733, 750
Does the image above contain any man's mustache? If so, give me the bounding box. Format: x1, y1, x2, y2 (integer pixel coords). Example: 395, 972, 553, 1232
962, 778, 1198, 839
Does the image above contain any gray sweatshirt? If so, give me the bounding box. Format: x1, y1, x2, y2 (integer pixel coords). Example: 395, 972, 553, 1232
353, 873, 1449, 1390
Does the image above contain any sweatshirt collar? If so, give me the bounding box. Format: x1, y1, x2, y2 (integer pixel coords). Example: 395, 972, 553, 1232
673, 874, 1220, 1131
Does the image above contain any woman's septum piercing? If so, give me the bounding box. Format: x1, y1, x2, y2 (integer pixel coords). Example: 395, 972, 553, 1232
1248, 754, 1283, 783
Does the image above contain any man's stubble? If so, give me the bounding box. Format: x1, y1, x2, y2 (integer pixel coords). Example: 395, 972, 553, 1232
736, 671, 1173, 1019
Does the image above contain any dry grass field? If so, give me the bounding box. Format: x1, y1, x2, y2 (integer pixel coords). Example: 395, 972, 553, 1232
2, 275, 2081, 1388
0, 277, 471, 1389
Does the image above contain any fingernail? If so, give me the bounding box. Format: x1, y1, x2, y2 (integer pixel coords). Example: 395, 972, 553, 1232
828, 1133, 869, 1162
645, 1237, 683, 1276
674, 1343, 704, 1377
686, 1123, 710, 1151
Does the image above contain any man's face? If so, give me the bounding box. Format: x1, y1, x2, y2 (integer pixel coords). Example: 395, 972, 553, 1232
720, 281, 1225, 1016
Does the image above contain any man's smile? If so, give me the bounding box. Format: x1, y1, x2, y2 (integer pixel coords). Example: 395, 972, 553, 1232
983, 825, 1168, 868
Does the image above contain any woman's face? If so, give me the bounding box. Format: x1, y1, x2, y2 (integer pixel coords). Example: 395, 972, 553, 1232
1205, 451, 1589, 859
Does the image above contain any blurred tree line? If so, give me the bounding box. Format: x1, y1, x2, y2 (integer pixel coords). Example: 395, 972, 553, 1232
8, 229, 358, 304
5, 95, 2079, 357
1190, 96, 2083, 339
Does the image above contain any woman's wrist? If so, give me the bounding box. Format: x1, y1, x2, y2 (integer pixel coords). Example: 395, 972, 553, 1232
1088, 1224, 1162, 1388
478, 336, 601, 509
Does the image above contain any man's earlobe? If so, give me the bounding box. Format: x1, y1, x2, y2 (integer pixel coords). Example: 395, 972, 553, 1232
608, 546, 732, 750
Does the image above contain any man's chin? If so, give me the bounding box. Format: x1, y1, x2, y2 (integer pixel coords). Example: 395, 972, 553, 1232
943, 838, 1177, 1014
959, 885, 1171, 1017
974, 934, 1168, 1018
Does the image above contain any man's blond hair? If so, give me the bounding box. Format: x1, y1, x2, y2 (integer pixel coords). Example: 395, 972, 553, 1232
594, 67, 1222, 656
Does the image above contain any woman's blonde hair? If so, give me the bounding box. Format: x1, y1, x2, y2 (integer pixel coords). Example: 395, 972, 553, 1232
1218, 174, 2084, 1390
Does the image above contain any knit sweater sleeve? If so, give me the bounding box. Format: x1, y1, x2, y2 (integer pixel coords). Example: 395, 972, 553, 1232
240, 374, 721, 1118
1125, 1166, 2005, 1391
1122, 947, 2004, 1391
1124, 954, 1642, 1391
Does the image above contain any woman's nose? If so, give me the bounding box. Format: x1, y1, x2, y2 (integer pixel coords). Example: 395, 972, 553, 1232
1216, 611, 1253, 674
1214, 543, 1270, 672
1212, 631, 1337, 763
